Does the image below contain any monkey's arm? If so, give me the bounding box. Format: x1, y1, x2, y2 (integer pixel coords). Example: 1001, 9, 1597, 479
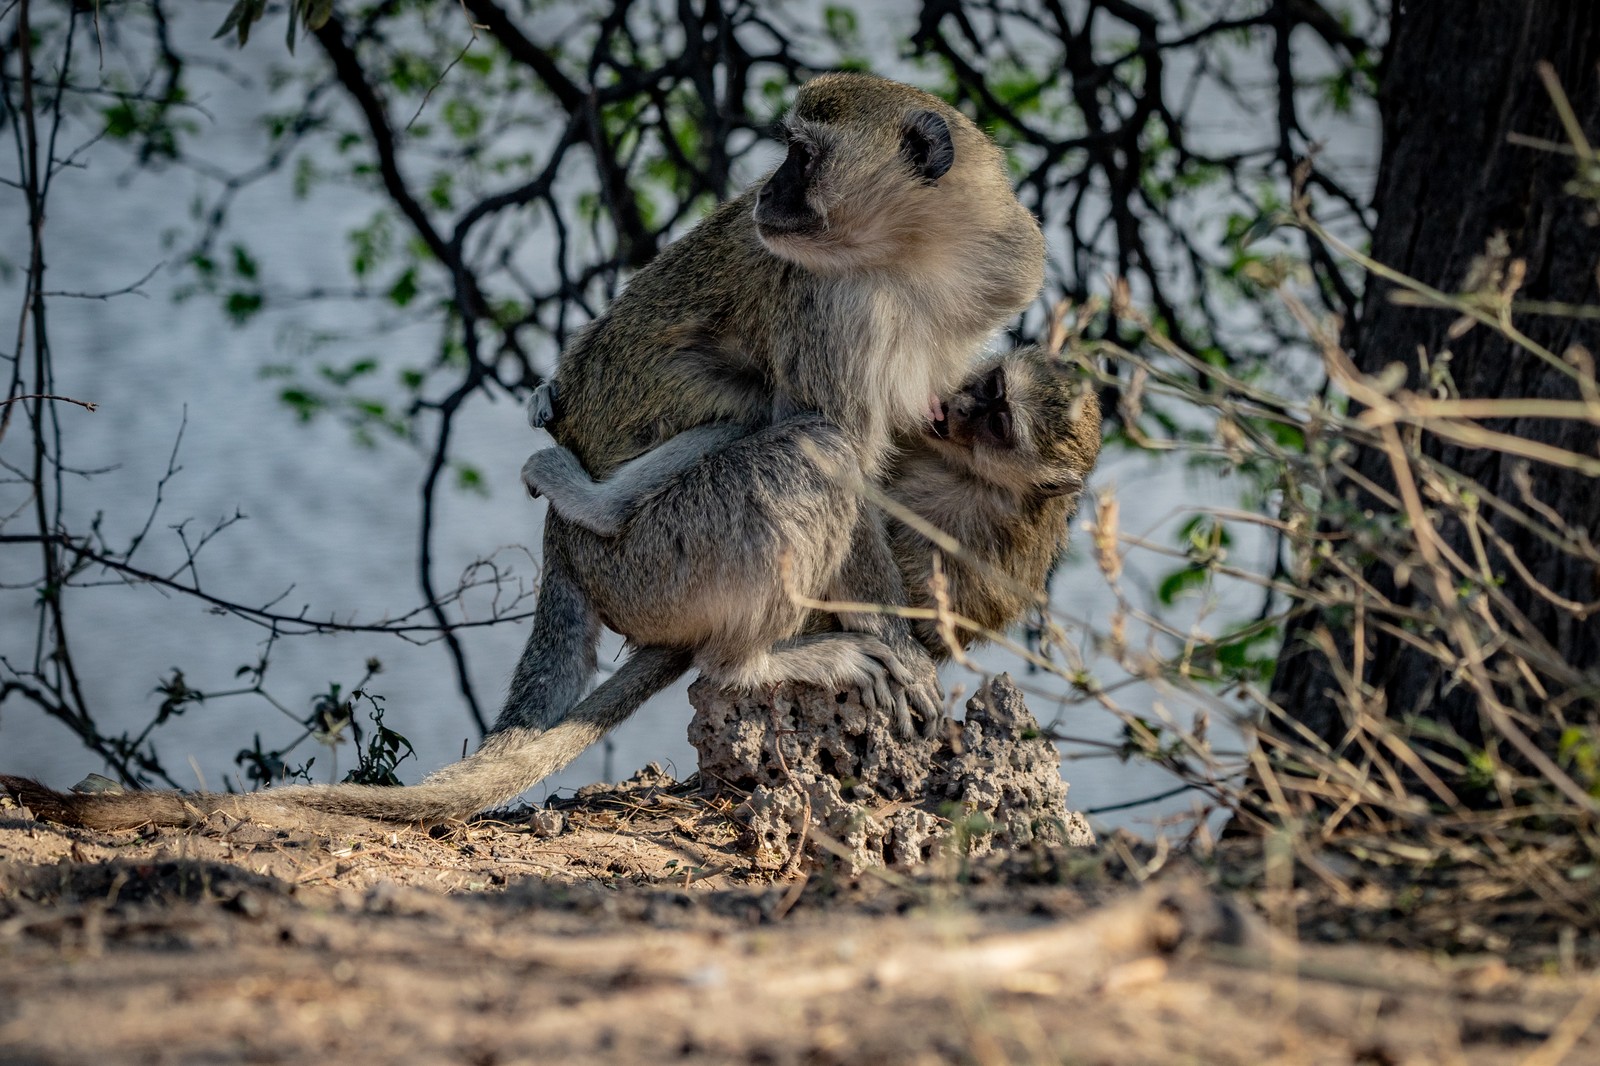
523, 424, 745, 537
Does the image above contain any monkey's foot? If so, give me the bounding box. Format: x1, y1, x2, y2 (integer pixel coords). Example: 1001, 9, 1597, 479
713, 633, 908, 724
874, 641, 945, 739
763, 633, 939, 740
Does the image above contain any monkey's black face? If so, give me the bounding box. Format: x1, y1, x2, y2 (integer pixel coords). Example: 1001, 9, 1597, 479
924, 347, 1101, 501
754, 79, 961, 274
932, 364, 1015, 450
754, 136, 824, 238
756, 109, 955, 242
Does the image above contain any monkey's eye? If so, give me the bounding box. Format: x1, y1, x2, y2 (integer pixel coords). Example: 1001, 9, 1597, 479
786, 140, 817, 177
976, 366, 1006, 403
987, 408, 1013, 446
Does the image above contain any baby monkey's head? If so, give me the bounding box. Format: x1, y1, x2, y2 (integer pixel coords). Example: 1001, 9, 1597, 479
926, 346, 1103, 500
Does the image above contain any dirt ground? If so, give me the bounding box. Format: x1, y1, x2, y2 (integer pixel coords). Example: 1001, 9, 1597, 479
3, 776, 1598, 1066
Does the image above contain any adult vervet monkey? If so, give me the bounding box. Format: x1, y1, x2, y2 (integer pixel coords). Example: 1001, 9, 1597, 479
2, 73, 1045, 829
526, 344, 1105, 658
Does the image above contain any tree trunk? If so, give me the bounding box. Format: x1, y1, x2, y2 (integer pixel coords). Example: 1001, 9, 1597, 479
1271, 1, 1600, 762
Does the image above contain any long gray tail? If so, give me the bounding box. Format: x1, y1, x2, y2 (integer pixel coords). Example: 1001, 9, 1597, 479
278, 642, 691, 822
2, 547, 691, 829
260, 545, 615, 821
2, 646, 690, 829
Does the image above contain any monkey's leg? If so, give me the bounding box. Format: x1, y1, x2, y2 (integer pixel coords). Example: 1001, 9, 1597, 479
522, 424, 745, 537
828, 509, 946, 737
555, 415, 940, 730
494, 544, 602, 732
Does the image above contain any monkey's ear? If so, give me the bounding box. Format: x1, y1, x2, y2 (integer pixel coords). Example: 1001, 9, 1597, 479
901, 111, 954, 183
1035, 471, 1084, 498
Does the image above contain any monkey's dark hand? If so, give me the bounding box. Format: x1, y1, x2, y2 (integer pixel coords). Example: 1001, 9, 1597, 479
521, 446, 630, 538
527, 381, 560, 429
521, 446, 587, 500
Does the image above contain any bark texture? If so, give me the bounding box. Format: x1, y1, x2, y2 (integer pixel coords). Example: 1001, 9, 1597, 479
1272, 1, 1600, 752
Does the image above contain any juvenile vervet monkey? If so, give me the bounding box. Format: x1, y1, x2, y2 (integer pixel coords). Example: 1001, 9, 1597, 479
525, 345, 1103, 661
1, 73, 1044, 829
886, 346, 1103, 655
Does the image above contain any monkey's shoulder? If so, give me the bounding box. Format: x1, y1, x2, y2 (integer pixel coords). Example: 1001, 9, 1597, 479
616, 194, 773, 303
